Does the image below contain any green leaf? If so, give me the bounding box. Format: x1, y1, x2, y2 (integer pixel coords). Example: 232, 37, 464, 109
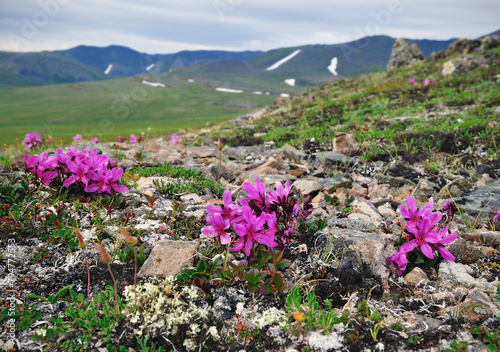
259, 285, 275, 295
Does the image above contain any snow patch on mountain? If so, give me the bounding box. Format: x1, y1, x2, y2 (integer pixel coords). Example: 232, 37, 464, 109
142, 80, 165, 87
266, 49, 301, 71
284, 79, 296, 86
216, 88, 243, 93
328, 57, 338, 75
104, 64, 113, 75
280, 93, 290, 98
146, 63, 155, 71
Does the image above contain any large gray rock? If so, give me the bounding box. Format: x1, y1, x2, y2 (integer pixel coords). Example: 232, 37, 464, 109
387, 38, 425, 70
451, 181, 500, 219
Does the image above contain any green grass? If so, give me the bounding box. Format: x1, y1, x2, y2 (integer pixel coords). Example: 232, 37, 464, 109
0, 75, 277, 148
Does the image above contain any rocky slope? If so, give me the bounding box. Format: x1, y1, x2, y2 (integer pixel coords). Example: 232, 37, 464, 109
0, 36, 499, 352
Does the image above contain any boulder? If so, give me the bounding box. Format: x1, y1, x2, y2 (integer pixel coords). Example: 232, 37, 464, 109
387, 38, 425, 71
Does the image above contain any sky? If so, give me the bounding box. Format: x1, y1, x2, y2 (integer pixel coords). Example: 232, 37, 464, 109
0, 0, 499, 54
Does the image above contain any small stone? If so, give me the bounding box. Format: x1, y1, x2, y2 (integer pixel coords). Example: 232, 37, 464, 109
438, 261, 496, 293
431, 291, 456, 307
292, 179, 323, 195
333, 132, 359, 154
458, 288, 500, 324
404, 267, 429, 287
138, 240, 197, 278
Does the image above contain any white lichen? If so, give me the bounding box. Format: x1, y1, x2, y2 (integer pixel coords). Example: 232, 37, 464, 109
251, 307, 288, 329
123, 276, 215, 350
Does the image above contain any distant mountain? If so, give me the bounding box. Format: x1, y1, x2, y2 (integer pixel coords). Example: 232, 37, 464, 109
0, 46, 261, 87
485, 29, 500, 37
1, 30, 497, 88
171, 36, 456, 88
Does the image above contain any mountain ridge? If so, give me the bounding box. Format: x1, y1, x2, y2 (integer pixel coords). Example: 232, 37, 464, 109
0, 31, 497, 88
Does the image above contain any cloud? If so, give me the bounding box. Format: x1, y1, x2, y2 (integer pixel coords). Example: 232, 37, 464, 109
0, 0, 498, 53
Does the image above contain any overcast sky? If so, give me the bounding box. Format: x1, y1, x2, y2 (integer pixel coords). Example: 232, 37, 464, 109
1, 0, 499, 54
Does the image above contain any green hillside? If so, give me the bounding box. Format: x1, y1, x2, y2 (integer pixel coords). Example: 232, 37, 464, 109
0, 75, 277, 147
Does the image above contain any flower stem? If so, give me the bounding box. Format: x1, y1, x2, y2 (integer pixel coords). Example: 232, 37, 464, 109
134, 247, 137, 306
82, 248, 91, 300
107, 263, 120, 317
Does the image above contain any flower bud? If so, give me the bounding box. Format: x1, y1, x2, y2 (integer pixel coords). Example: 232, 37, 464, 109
95, 244, 111, 264
74, 228, 86, 249
218, 136, 223, 151
117, 228, 137, 246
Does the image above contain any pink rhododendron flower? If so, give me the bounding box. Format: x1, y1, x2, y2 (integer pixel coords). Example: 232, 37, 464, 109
170, 133, 179, 143
73, 134, 82, 141
202, 214, 232, 245
63, 159, 90, 187
129, 134, 138, 144
23, 131, 43, 149
230, 205, 278, 256
24, 151, 41, 173
206, 189, 240, 222
117, 135, 123, 142
494, 210, 500, 223
91, 137, 99, 143
424, 79, 433, 86
408, 78, 415, 85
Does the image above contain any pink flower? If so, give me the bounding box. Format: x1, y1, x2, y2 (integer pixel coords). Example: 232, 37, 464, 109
386, 250, 409, 276
170, 133, 179, 143
73, 134, 82, 141
431, 228, 457, 261
494, 210, 500, 223
91, 137, 99, 143
206, 189, 241, 222
24, 151, 41, 173
129, 134, 138, 144
105, 168, 128, 193
401, 210, 441, 259
63, 159, 90, 187
117, 135, 123, 142
202, 214, 232, 245
230, 205, 278, 256
400, 196, 433, 225
408, 78, 415, 85
36, 164, 58, 186
23, 131, 43, 149
85, 169, 110, 193
424, 79, 433, 86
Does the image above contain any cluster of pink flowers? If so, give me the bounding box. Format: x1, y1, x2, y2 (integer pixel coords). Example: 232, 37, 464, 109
23, 131, 43, 149
24, 147, 128, 194
202, 177, 312, 256
386, 196, 457, 275
408, 78, 434, 86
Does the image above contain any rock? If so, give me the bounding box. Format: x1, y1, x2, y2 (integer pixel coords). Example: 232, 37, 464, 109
386, 38, 425, 71
461, 231, 500, 247
452, 181, 500, 219
306, 227, 395, 290
412, 178, 439, 203
438, 261, 496, 293
427, 50, 446, 62
282, 143, 307, 164
138, 240, 197, 278
292, 179, 323, 195
476, 164, 493, 178
332, 132, 359, 154
478, 35, 500, 51
440, 60, 457, 76
446, 38, 480, 56
306, 151, 353, 169
206, 161, 242, 182
457, 288, 500, 324
448, 239, 487, 264
404, 267, 429, 287
438, 178, 471, 200
349, 199, 382, 224
117, 159, 139, 170
440, 55, 487, 76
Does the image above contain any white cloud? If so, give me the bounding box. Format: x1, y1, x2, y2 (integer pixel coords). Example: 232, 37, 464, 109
0, 0, 498, 53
